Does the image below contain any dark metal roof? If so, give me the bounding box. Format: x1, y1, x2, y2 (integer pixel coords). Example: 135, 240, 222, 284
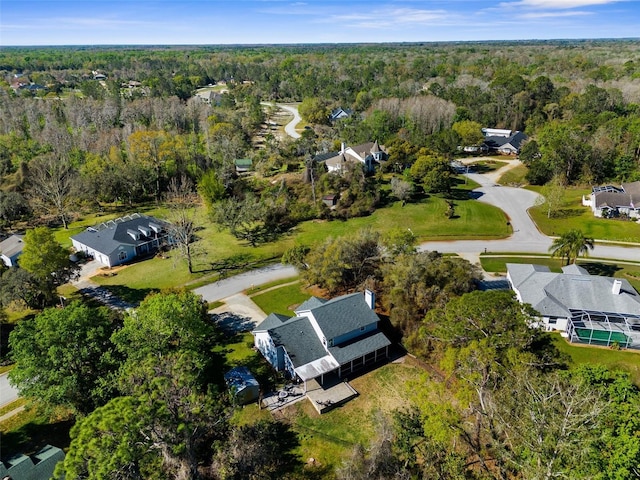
71, 213, 168, 256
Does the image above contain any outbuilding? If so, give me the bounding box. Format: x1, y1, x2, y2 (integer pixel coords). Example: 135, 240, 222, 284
224, 366, 260, 405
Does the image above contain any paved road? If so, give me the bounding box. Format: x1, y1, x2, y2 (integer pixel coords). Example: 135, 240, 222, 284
194, 263, 298, 303
0, 373, 19, 407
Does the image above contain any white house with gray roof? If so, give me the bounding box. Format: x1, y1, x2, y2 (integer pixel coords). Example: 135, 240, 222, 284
71, 213, 170, 268
319, 141, 387, 174
507, 263, 640, 349
253, 291, 391, 389
582, 182, 640, 219
0, 234, 25, 267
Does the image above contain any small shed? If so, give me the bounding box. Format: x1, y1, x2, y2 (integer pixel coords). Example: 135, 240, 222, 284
322, 194, 339, 208
224, 366, 260, 405
234, 158, 253, 173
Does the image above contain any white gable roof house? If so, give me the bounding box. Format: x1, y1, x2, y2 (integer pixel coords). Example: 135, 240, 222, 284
0, 234, 25, 267
507, 263, 640, 349
321, 141, 387, 174
252, 290, 391, 410
71, 213, 171, 268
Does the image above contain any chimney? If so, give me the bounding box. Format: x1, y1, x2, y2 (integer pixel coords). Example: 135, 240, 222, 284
365, 289, 375, 310
612, 279, 622, 295
340, 142, 346, 153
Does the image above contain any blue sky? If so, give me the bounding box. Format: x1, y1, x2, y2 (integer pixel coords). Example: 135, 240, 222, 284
1, 0, 639, 46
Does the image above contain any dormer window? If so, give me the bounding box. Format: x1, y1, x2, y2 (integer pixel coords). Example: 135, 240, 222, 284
126, 228, 140, 240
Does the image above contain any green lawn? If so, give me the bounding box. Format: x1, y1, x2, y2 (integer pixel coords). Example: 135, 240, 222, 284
551, 333, 640, 386
63, 189, 508, 294
296, 197, 509, 244
480, 256, 640, 291
289, 361, 427, 471
529, 186, 640, 243
497, 164, 528, 186
250, 282, 311, 317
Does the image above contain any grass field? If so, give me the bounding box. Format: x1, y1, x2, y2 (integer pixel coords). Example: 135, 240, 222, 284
497, 164, 528, 186
285, 361, 427, 471
72, 187, 509, 294
250, 282, 310, 317
551, 333, 640, 385
528, 186, 640, 243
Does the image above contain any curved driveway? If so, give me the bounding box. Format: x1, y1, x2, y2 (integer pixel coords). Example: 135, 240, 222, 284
278, 104, 302, 139
421, 164, 640, 262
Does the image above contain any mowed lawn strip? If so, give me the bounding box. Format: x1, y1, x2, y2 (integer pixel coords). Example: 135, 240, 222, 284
480, 256, 640, 291
250, 282, 310, 317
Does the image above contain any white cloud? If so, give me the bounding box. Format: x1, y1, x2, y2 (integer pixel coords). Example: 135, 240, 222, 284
326, 8, 455, 29
519, 9, 593, 17
501, 0, 621, 8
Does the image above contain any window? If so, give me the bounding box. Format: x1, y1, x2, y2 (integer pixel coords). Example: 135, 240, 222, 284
118, 251, 127, 261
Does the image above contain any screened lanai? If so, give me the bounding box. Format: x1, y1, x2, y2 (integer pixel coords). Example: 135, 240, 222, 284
567, 309, 640, 349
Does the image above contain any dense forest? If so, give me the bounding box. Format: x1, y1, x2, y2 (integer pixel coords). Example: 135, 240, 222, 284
2, 40, 640, 232
2, 41, 640, 479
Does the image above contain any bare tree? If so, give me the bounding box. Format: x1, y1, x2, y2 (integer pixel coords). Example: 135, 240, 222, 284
165, 176, 201, 274
27, 154, 78, 229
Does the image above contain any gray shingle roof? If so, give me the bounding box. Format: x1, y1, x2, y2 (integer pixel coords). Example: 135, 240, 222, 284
329, 330, 391, 364
295, 296, 327, 313
310, 292, 380, 340
253, 312, 291, 331
71, 214, 167, 256
269, 317, 328, 368
0, 234, 25, 259
508, 263, 640, 317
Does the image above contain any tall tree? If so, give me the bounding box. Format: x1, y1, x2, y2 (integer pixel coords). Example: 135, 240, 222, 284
27, 154, 78, 228
9, 301, 120, 414
549, 229, 595, 265
165, 176, 202, 274
19, 227, 79, 306
410, 155, 454, 194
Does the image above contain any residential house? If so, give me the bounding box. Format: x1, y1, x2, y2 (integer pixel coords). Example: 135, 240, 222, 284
582, 182, 640, 219
0, 234, 25, 267
481, 128, 528, 155
224, 366, 260, 405
329, 107, 353, 122
194, 89, 222, 105
253, 291, 391, 389
320, 141, 388, 174
71, 213, 170, 268
0, 444, 64, 480
507, 263, 640, 349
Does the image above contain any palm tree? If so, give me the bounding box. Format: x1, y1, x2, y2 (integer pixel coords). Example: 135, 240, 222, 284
549, 229, 595, 265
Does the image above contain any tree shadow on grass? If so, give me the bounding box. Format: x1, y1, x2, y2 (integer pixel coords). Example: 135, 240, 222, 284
98, 285, 156, 306
579, 262, 622, 277
0, 415, 73, 460
552, 208, 584, 219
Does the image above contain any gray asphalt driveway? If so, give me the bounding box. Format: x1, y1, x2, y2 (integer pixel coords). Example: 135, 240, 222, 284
195, 263, 297, 303
209, 293, 266, 334
1, 373, 19, 407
